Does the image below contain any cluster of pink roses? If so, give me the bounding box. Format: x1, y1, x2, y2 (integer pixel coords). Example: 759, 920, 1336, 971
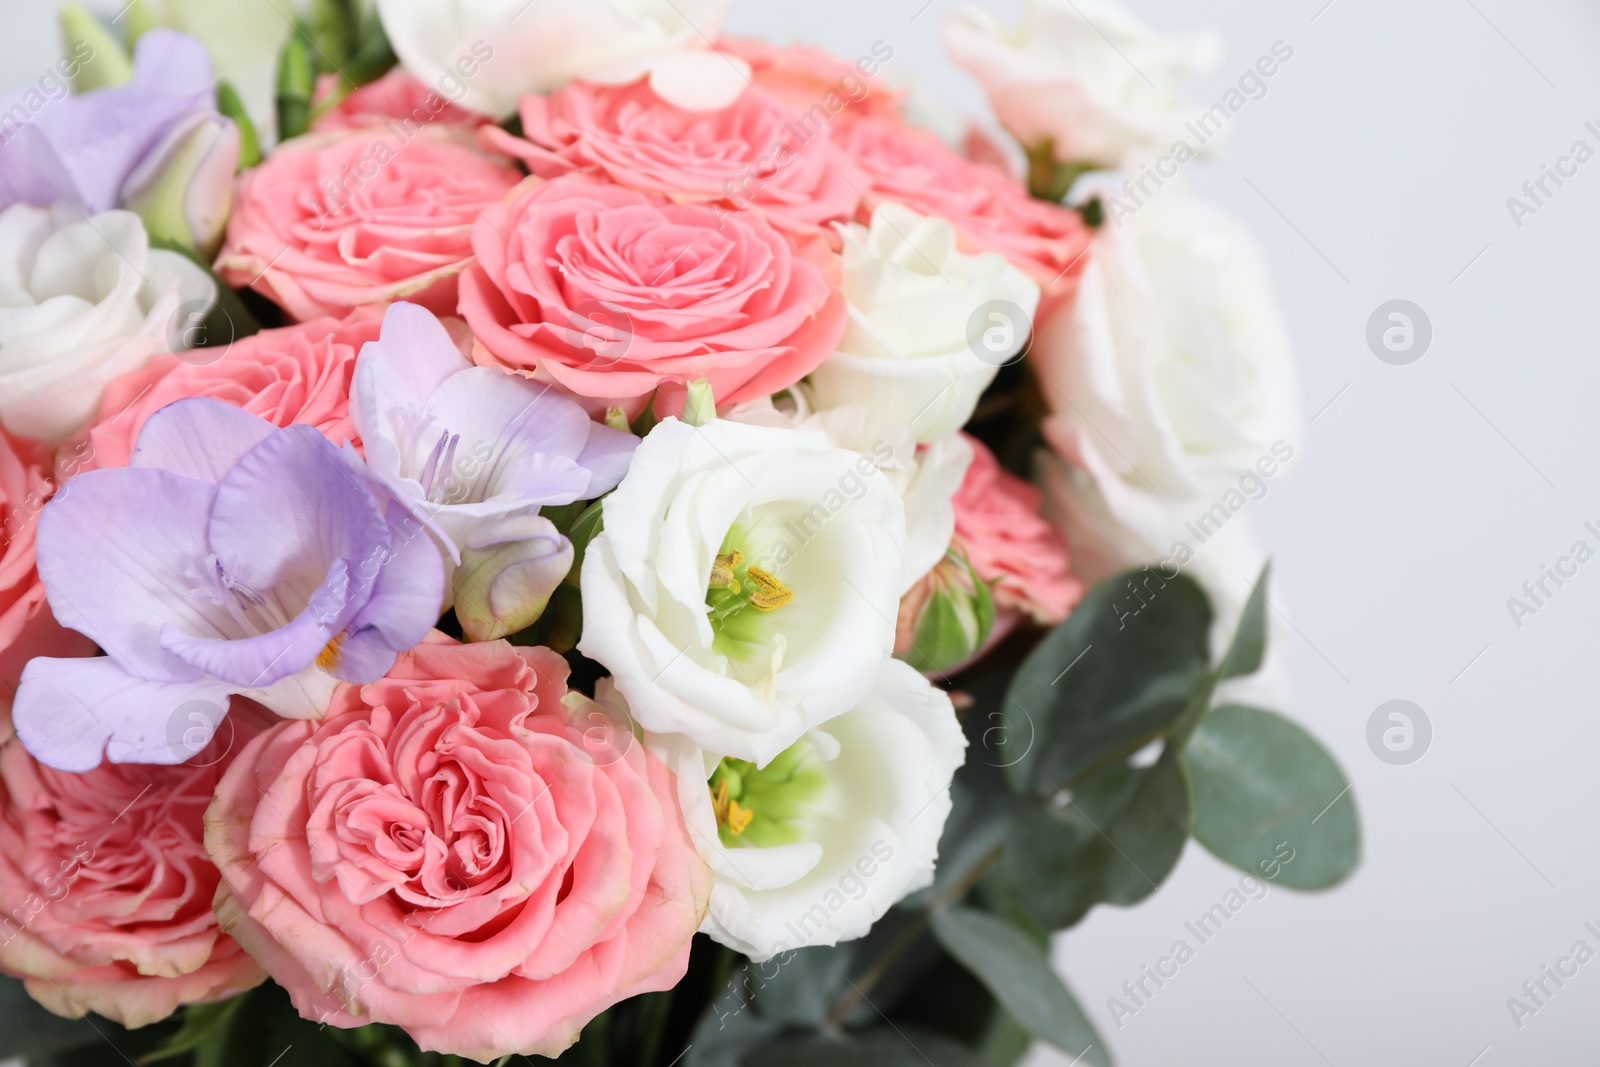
0, 27, 1094, 1065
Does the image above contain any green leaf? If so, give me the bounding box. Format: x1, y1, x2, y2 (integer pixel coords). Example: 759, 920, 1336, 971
749, 946, 853, 1027
1182, 705, 1360, 890
686, 968, 781, 1067
742, 1029, 990, 1067
142, 997, 245, 1063
930, 908, 1109, 1067
1005, 569, 1211, 797
1004, 755, 1191, 929
1218, 562, 1270, 680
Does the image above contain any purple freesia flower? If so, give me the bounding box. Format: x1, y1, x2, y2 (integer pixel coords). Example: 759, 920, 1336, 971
0, 30, 217, 215
12, 397, 445, 772
352, 303, 637, 638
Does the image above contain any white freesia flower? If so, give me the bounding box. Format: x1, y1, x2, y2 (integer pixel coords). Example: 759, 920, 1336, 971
639, 658, 965, 961
1032, 184, 1299, 649
579, 417, 906, 766
807, 203, 1040, 445
375, 0, 745, 117
728, 392, 973, 592
0, 203, 215, 442
944, 0, 1221, 168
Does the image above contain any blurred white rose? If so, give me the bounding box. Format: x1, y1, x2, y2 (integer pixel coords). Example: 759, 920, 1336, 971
944, 0, 1221, 169
0, 203, 215, 442
808, 203, 1039, 445
1032, 185, 1299, 650
375, 0, 745, 117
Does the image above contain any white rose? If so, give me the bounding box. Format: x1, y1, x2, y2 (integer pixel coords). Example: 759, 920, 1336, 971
375, 0, 746, 117
728, 393, 973, 592
1032, 184, 1299, 652
0, 203, 216, 443
642, 658, 966, 961
579, 417, 906, 766
944, 0, 1221, 169
807, 203, 1040, 445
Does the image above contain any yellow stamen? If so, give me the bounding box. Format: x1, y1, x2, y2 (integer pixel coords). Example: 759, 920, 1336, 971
315, 633, 346, 672
709, 549, 745, 590
709, 779, 756, 836
726, 800, 754, 836
745, 567, 794, 611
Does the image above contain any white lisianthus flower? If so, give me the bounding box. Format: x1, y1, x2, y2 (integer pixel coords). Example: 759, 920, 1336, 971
375, 0, 746, 117
807, 203, 1040, 446
638, 658, 965, 961
944, 0, 1221, 169
728, 392, 973, 592
0, 203, 215, 442
579, 417, 906, 766
1032, 184, 1299, 654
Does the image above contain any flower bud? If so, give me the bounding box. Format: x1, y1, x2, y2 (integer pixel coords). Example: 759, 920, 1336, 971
680, 377, 715, 427
896, 548, 996, 675
60, 3, 133, 92
122, 111, 241, 258
455, 514, 575, 643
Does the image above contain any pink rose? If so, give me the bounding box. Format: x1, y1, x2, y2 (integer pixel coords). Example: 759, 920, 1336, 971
0, 703, 267, 1027
77, 308, 385, 472
217, 128, 522, 322
0, 433, 92, 707
205, 638, 710, 1061
460, 174, 847, 407
311, 70, 488, 134
482, 79, 862, 239
716, 37, 905, 122
952, 435, 1082, 624
835, 116, 1093, 302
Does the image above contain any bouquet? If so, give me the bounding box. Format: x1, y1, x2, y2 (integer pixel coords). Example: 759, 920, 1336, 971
0, 1, 1359, 1065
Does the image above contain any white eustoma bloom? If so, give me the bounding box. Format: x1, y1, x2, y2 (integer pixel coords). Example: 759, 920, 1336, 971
640, 658, 965, 961
728, 392, 973, 592
807, 203, 1040, 445
579, 417, 905, 766
1032, 184, 1299, 662
375, 0, 745, 117
944, 0, 1221, 169
0, 203, 214, 442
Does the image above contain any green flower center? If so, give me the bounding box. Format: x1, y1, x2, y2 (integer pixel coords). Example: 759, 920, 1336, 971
708, 740, 828, 848
706, 530, 794, 660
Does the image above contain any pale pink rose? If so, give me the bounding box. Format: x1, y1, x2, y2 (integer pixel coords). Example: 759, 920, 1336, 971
206, 638, 711, 1062
459, 174, 847, 407
217, 128, 521, 322
0, 704, 267, 1027
311, 70, 488, 133
715, 38, 905, 121
0, 433, 93, 708
76, 308, 386, 472
834, 116, 1093, 303
481, 79, 862, 239
953, 434, 1082, 623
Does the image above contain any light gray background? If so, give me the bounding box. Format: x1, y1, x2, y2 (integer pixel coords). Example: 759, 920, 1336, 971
6, 1, 1600, 1064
